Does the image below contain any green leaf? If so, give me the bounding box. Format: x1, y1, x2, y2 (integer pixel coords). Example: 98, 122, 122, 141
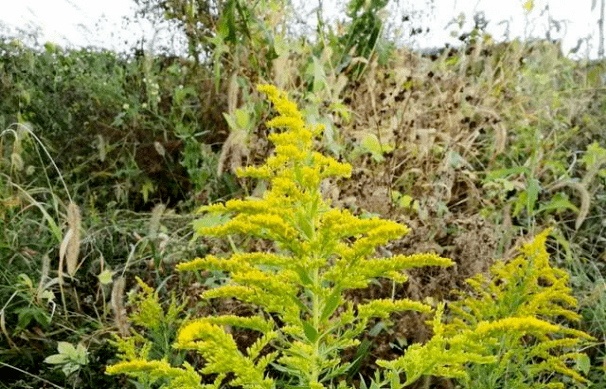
348, 340, 372, 379
294, 266, 313, 286
302, 320, 318, 342
397, 194, 415, 210
360, 134, 393, 162
297, 212, 314, 240
368, 321, 388, 337
526, 178, 540, 214
501, 179, 515, 192
74, 343, 89, 364
289, 294, 310, 313
485, 166, 529, 181
312, 56, 327, 93
98, 269, 115, 285
235, 109, 250, 130
447, 150, 468, 168
18, 273, 33, 289
321, 288, 342, 322
513, 191, 527, 217
40, 290, 55, 302
222, 112, 237, 131
174, 86, 196, 105
361, 135, 381, 155
576, 353, 591, 374
581, 141, 606, 169
57, 341, 77, 356
141, 180, 155, 203
44, 354, 68, 364
16, 306, 50, 329
61, 363, 81, 376
193, 214, 231, 237
537, 194, 579, 214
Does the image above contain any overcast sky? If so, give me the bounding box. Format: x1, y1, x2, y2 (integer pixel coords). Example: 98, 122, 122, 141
0, 0, 601, 59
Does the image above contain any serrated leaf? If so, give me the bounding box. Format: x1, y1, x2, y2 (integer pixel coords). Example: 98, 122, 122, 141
582, 141, 606, 169
141, 180, 155, 203
16, 306, 49, 329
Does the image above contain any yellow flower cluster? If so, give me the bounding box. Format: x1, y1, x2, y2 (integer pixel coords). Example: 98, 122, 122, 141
107, 83, 594, 389
128, 277, 164, 331
174, 317, 275, 389
105, 359, 202, 388
474, 317, 560, 335
379, 304, 493, 385
440, 229, 594, 387
173, 84, 456, 388
107, 85, 456, 389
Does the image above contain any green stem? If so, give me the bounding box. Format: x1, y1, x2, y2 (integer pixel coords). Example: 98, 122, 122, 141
311, 267, 321, 384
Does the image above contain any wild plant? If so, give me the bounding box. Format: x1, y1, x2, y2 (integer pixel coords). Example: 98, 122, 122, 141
106, 85, 593, 389
441, 229, 594, 389
105, 84, 472, 388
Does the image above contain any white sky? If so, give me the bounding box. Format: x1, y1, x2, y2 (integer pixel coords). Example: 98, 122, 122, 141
0, 0, 601, 58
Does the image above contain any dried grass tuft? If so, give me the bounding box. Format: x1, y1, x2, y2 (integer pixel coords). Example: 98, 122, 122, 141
59, 202, 81, 277
217, 128, 249, 177
149, 203, 165, 239
228, 71, 239, 114
111, 277, 128, 336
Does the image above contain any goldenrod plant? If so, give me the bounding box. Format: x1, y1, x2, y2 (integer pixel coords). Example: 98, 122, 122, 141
108, 277, 189, 388
105, 86, 593, 389
439, 229, 595, 389
105, 85, 467, 388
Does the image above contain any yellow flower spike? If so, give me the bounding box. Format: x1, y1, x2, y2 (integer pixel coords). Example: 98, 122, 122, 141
474, 317, 561, 335
105, 359, 203, 388
432, 229, 595, 388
